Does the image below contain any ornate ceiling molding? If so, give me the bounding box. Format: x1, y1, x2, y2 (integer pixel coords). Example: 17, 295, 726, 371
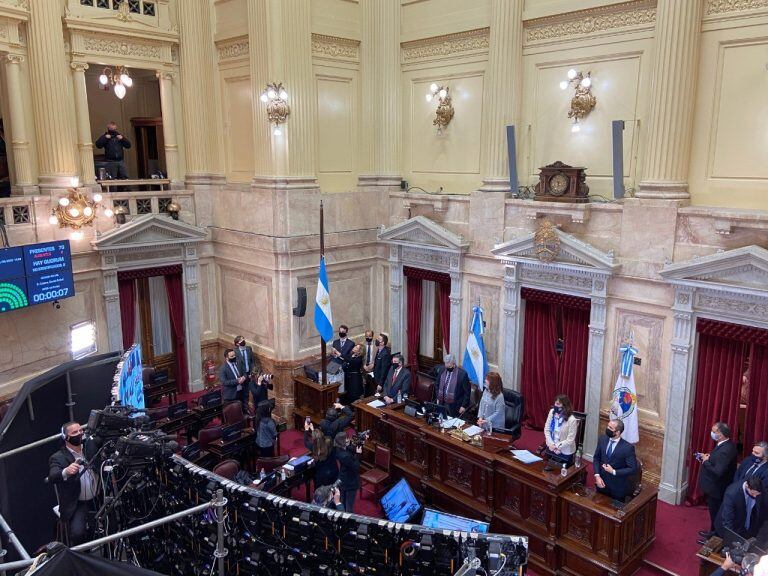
311, 33, 359, 62
216, 36, 249, 62
401, 27, 489, 64
706, 0, 768, 15
70, 28, 171, 65
524, 0, 656, 43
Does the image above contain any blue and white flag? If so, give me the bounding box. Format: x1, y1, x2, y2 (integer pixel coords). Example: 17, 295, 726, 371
314, 256, 333, 343
462, 305, 488, 389
610, 343, 639, 443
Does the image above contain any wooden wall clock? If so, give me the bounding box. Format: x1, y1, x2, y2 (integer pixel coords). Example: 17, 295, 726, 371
533, 161, 589, 203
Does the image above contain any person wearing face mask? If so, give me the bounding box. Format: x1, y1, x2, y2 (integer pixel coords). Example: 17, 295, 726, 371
234, 335, 259, 378
48, 422, 99, 545
543, 394, 579, 467
371, 333, 392, 390
220, 348, 247, 406
361, 330, 377, 395
592, 418, 638, 502
714, 476, 768, 545
735, 442, 768, 486
342, 344, 365, 403
94, 121, 131, 179
379, 354, 411, 404
330, 324, 355, 365
432, 354, 471, 417
698, 422, 738, 540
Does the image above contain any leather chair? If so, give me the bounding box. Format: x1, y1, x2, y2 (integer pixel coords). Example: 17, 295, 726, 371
414, 377, 435, 403
359, 445, 392, 500
142, 366, 155, 386
631, 458, 644, 499
198, 425, 222, 450
222, 401, 245, 426
255, 455, 290, 474
573, 410, 587, 453
502, 389, 524, 441
213, 459, 240, 481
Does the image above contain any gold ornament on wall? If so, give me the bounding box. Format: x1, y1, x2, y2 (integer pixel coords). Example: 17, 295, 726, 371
533, 220, 561, 263
559, 69, 596, 133
260, 82, 290, 136
425, 83, 454, 134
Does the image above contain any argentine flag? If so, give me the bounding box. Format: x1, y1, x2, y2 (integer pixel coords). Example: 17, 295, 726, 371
314, 256, 334, 343
610, 343, 639, 443
463, 306, 488, 389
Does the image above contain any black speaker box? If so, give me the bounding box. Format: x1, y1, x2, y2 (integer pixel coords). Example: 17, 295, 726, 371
293, 286, 307, 317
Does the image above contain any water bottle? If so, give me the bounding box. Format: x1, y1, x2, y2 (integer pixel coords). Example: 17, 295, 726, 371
397, 390, 402, 404
280, 468, 286, 481
561, 462, 568, 477
259, 468, 266, 481
575, 450, 582, 468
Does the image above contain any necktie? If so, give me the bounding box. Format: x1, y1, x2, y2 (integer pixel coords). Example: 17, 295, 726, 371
242, 348, 249, 372
747, 464, 756, 478
231, 363, 240, 378
607, 440, 615, 459
367, 345, 372, 364
746, 496, 755, 530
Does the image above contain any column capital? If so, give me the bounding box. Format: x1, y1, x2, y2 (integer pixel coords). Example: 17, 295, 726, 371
156, 70, 176, 81
70, 61, 89, 72
6, 54, 24, 65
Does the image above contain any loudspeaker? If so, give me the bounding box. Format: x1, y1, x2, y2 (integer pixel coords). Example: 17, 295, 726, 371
612, 120, 625, 199
293, 286, 307, 317
506, 125, 519, 195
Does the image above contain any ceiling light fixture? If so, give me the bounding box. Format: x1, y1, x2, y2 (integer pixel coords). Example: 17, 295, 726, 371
98, 65, 133, 100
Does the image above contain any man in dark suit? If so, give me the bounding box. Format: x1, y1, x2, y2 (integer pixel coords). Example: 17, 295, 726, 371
379, 354, 411, 404
715, 476, 767, 543
371, 333, 392, 388
330, 324, 355, 365
592, 418, 638, 502
698, 422, 738, 540
48, 422, 99, 545
220, 349, 247, 406
432, 354, 471, 417
234, 335, 260, 377
735, 441, 768, 486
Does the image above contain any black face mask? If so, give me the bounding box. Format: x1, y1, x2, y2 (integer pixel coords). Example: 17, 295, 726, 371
339, 332, 347, 338
238, 341, 245, 347
553, 406, 562, 414
228, 357, 236, 363
374, 340, 381, 347
605, 428, 616, 439
393, 362, 400, 369
365, 338, 373, 343
108, 129, 118, 136
67, 434, 83, 446
446, 366, 454, 372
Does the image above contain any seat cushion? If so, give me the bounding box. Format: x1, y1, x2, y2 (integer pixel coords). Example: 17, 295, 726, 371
361, 469, 390, 484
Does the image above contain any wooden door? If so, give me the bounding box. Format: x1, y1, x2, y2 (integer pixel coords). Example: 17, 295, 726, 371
136, 276, 175, 377
130, 117, 165, 179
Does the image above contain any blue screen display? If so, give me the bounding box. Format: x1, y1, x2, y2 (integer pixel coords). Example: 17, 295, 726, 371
380, 478, 421, 523
0, 241, 75, 313
119, 345, 145, 410
421, 508, 489, 533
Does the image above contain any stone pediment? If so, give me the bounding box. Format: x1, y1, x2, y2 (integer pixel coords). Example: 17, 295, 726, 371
92, 214, 208, 251
492, 228, 618, 272
378, 216, 469, 252
660, 245, 768, 293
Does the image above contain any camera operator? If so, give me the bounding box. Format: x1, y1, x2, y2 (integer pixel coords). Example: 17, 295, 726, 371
334, 431, 362, 513
320, 402, 354, 439
48, 422, 99, 545
249, 372, 272, 416
312, 484, 344, 511
94, 121, 131, 179
711, 552, 768, 575
304, 421, 338, 487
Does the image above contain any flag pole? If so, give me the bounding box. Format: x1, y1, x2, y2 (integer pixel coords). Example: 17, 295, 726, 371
320, 200, 328, 386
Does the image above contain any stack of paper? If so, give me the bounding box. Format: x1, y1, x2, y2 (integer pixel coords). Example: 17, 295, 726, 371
462, 425, 483, 437
367, 399, 385, 408
511, 450, 543, 464
440, 417, 462, 429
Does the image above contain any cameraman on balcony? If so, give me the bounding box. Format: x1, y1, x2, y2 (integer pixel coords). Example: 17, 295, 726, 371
334, 431, 362, 513
95, 121, 131, 179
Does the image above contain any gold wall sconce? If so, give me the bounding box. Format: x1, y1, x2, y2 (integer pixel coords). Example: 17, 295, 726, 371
426, 83, 454, 134
260, 82, 290, 136
48, 178, 113, 240
559, 69, 596, 133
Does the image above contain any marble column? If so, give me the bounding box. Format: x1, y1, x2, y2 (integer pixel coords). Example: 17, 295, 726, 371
584, 277, 609, 461
4, 54, 33, 187
659, 287, 696, 504
449, 270, 462, 358
479, 0, 524, 192
183, 247, 203, 392
359, 0, 401, 185
27, 0, 77, 188
101, 258, 123, 353
357, 0, 375, 179
636, 0, 703, 200
388, 246, 404, 357
157, 72, 180, 182
71, 62, 95, 185
501, 264, 522, 390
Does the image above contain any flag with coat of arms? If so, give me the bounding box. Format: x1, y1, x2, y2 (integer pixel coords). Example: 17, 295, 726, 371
462, 305, 488, 389
314, 256, 334, 343
610, 341, 639, 443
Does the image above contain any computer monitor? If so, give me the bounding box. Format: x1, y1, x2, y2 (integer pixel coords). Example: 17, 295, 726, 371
200, 390, 222, 408
167, 401, 188, 419
423, 402, 448, 419
421, 508, 489, 533
221, 421, 244, 442
380, 478, 421, 523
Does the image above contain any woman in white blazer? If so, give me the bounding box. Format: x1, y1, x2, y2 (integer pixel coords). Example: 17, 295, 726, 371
543, 394, 579, 467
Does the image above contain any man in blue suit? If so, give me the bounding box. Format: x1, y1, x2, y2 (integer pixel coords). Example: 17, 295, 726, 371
735, 441, 768, 486
379, 354, 411, 405
715, 476, 767, 543
219, 349, 246, 406
592, 418, 638, 502
330, 324, 355, 364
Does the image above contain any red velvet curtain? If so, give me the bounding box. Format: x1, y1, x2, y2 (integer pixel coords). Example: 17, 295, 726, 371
686, 332, 745, 505
557, 306, 589, 413
118, 278, 136, 351
745, 343, 768, 456
437, 282, 451, 354
164, 273, 189, 394
406, 276, 423, 384
521, 299, 559, 428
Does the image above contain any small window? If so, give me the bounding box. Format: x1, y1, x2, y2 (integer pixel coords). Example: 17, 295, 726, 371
136, 198, 152, 215
71, 321, 97, 360
143, 2, 155, 16
12, 206, 29, 224
113, 199, 130, 214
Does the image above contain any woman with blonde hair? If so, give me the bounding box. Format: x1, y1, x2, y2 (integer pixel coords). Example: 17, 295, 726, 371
477, 372, 506, 430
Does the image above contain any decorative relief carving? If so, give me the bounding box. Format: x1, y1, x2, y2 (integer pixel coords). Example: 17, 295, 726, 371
677, 292, 690, 305
115, 248, 180, 262
311, 33, 359, 61
696, 293, 768, 320
217, 37, 249, 61
394, 430, 407, 460
530, 490, 547, 524
567, 505, 592, 544
445, 454, 472, 490
706, 0, 768, 15
401, 27, 489, 63
525, 0, 656, 42
401, 247, 451, 269
503, 478, 521, 514
81, 33, 163, 61
520, 267, 593, 291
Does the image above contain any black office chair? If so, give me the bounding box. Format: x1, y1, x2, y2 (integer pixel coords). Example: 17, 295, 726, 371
573, 410, 587, 453
501, 389, 524, 441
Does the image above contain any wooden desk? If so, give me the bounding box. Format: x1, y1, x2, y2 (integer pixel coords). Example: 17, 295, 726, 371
155, 411, 200, 442
354, 397, 657, 576
292, 375, 340, 430
207, 428, 256, 460
696, 537, 726, 576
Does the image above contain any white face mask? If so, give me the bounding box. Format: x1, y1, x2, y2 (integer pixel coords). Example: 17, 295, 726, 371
711, 431, 719, 441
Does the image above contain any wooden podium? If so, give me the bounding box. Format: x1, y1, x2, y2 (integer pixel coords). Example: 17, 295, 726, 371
353, 398, 657, 576
292, 375, 340, 430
